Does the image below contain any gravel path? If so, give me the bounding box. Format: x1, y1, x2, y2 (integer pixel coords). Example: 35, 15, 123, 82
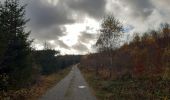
40, 65, 97, 100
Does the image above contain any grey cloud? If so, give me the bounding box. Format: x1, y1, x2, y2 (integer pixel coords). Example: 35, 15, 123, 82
78, 32, 96, 43
56, 40, 70, 49
152, 0, 170, 7
151, 0, 170, 23
30, 25, 66, 41
43, 40, 70, 50
24, 0, 76, 44
62, 0, 107, 19
26, 0, 75, 29
86, 26, 94, 31
121, 0, 155, 19
72, 42, 88, 52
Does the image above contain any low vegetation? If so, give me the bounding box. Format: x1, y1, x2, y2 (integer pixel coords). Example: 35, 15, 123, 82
81, 67, 170, 100
0, 67, 71, 100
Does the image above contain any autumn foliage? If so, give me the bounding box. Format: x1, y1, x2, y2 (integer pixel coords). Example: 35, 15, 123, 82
80, 23, 170, 80
80, 23, 170, 99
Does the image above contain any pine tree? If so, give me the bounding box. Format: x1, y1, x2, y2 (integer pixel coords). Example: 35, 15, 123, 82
0, 0, 32, 88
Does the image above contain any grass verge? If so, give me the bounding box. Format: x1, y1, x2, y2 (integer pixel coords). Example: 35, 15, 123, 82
0, 67, 71, 100
80, 66, 170, 100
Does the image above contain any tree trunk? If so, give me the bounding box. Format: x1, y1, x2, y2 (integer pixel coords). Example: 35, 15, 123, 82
109, 56, 113, 79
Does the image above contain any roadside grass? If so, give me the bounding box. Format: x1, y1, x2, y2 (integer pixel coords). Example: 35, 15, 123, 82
0, 67, 71, 100
80, 67, 170, 100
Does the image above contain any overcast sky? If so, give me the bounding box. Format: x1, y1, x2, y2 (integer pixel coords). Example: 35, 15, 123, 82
1, 0, 170, 54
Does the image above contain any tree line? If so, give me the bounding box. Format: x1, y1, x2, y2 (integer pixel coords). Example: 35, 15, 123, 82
81, 15, 170, 80
33, 49, 81, 75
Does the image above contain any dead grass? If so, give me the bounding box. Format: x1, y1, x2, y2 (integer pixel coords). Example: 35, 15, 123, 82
0, 67, 71, 100
80, 66, 170, 100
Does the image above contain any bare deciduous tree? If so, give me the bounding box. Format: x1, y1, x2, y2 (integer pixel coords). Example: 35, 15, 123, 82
95, 15, 123, 78
96, 15, 123, 52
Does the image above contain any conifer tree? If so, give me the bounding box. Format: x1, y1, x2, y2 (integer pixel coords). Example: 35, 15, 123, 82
0, 0, 32, 88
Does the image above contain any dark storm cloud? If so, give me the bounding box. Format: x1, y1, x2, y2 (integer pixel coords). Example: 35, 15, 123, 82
26, 0, 75, 29
23, 0, 76, 42
72, 42, 88, 52
120, 0, 155, 19
78, 32, 96, 43
30, 26, 66, 41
